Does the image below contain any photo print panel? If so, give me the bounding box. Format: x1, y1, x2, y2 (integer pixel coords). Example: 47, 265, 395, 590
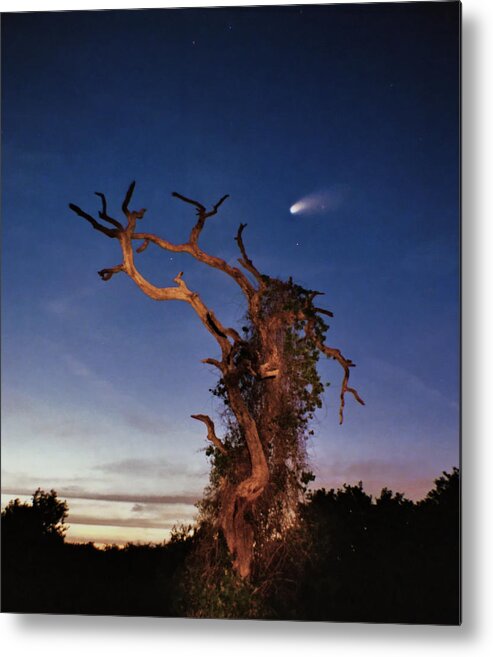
1, 1, 460, 623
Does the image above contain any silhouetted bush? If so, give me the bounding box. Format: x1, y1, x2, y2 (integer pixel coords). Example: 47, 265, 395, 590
287, 469, 460, 624
1, 472, 460, 623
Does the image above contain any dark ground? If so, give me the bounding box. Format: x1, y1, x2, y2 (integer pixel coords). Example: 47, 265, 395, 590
1, 469, 460, 623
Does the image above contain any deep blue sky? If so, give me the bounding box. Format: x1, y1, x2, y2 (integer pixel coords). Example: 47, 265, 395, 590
1, 2, 460, 544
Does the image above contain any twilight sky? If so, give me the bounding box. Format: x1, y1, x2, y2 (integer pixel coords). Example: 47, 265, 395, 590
1, 2, 460, 545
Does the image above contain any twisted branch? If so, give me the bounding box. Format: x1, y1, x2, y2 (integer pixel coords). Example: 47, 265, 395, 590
235, 223, 265, 287
318, 343, 365, 424
305, 317, 364, 424
171, 192, 206, 214
191, 414, 228, 455
98, 264, 124, 281
201, 357, 223, 369
176, 192, 230, 249
68, 203, 118, 238
136, 239, 150, 254
95, 192, 123, 230
70, 182, 255, 304
209, 194, 230, 216
125, 189, 257, 301
313, 306, 334, 318
122, 180, 136, 217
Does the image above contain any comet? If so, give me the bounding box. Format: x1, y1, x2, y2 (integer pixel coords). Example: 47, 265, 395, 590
289, 186, 348, 216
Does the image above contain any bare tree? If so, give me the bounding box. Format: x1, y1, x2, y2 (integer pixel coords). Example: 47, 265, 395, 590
69, 183, 363, 579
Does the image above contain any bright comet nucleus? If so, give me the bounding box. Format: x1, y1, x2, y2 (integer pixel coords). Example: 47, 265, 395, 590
289, 201, 305, 214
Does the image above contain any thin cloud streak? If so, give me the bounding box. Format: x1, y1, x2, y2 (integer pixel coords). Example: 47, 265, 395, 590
95, 457, 204, 479
1, 487, 200, 506
67, 515, 187, 530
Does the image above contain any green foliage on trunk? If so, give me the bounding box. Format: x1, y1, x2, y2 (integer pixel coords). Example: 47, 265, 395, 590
186, 276, 335, 614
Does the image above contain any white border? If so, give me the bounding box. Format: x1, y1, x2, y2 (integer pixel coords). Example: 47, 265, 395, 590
2, 0, 492, 655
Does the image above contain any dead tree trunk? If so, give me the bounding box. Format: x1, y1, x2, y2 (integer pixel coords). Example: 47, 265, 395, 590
69, 183, 363, 579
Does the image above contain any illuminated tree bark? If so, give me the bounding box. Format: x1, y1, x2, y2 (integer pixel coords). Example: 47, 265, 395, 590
70, 182, 363, 579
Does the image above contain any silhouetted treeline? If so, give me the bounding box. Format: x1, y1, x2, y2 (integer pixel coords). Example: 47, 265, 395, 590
279, 468, 460, 624
1, 469, 460, 623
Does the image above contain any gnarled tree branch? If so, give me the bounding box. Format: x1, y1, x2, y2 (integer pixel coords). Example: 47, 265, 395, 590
171, 191, 206, 214
116, 188, 258, 302
313, 306, 334, 318
201, 357, 223, 369
235, 223, 265, 288
122, 180, 136, 217
191, 414, 228, 455
136, 239, 150, 254
305, 318, 364, 424
98, 264, 124, 281
69, 203, 118, 238
95, 192, 124, 231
